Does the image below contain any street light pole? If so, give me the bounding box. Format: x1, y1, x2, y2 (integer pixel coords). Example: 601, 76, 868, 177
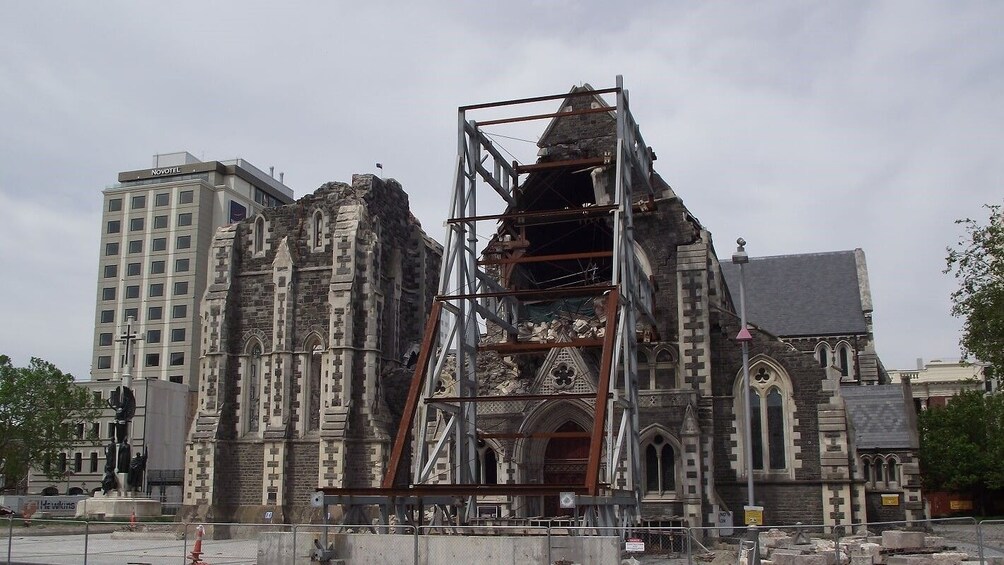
732, 238, 755, 512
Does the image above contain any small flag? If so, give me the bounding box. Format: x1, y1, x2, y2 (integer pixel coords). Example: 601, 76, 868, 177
376, 163, 383, 170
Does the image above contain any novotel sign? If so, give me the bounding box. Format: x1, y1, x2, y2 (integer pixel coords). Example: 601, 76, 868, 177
151, 166, 182, 176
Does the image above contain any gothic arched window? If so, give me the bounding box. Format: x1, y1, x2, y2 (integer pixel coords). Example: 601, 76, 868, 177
305, 338, 323, 432
254, 216, 265, 254
644, 435, 676, 494
243, 341, 263, 434
312, 210, 324, 251
734, 359, 795, 477
654, 349, 676, 389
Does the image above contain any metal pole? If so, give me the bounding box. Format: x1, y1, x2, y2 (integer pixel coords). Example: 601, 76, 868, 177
733, 238, 755, 511
7, 513, 13, 564
83, 519, 89, 565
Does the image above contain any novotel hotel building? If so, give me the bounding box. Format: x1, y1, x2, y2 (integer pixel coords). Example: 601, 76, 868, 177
91, 152, 295, 388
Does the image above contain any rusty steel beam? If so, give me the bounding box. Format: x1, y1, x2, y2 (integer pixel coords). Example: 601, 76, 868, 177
477, 105, 614, 127
437, 284, 614, 302
459, 86, 620, 112
382, 301, 443, 489
515, 157, 609, 175
425, 392, 604, 404
479, 250, 612, 266
446, 204, 617, 224
478, 338, 605, 353
586, 290, 619, 496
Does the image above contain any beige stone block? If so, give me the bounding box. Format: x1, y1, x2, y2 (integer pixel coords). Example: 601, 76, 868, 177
886, 556, 933, 565
923, 536, 945, 549
794, 554, 828, 565
771, 550, 804, 565
930, 552, 968, 565
882, 531, 926, 550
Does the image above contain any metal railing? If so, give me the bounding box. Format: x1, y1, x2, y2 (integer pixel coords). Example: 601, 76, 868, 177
4, 514, 1002, 565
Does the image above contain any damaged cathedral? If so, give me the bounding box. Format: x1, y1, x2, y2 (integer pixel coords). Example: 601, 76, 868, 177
182, 81, 921, 530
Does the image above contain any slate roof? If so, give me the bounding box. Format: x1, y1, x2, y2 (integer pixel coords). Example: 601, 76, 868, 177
719, 251, 867, 337
841, 384, 918, 449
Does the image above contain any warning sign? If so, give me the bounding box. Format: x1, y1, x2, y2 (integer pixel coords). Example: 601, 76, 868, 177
625, 538, 645, 552
881, 494, 900, 506
559, 492, 576, 509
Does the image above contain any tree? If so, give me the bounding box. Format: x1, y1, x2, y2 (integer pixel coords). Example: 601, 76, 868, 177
945, 203, 1004, 384
0, 355, 99, 491
917, 388, 1004, 513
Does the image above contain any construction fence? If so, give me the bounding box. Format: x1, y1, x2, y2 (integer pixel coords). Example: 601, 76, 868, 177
3, 516, 1004, 564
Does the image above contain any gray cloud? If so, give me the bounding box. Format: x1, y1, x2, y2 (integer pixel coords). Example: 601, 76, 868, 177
1, 1, 1000, 378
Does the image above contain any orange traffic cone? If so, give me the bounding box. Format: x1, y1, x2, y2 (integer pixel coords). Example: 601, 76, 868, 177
189, 524, 207, 564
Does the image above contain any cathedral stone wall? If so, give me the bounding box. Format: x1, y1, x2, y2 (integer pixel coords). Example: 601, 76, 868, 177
181, 175, 441, 523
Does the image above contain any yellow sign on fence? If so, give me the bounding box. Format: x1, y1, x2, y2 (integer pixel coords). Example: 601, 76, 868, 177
744, 505, 764, 526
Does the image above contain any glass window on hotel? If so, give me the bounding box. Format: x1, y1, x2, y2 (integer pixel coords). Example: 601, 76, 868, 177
155, 192, 170, 206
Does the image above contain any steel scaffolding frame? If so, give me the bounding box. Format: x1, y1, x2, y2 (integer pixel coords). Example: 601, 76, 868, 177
321, 76, 656, 530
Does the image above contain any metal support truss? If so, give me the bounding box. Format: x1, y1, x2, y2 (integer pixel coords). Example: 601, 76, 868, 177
378, 76, 655, 529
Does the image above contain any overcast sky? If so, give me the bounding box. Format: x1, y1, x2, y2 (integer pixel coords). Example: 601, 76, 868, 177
1, 2, 1000, 380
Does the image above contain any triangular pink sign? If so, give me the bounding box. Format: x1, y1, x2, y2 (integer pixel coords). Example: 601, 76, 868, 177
736, 327, 753, 342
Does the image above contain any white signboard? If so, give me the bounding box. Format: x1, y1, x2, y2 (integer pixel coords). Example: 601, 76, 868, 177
559, 492, 576, 509
625, 538, 645, 552
718, 510, 734, 536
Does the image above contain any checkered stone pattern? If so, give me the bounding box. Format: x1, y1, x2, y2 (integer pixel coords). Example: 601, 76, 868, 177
676, 242, 712, 396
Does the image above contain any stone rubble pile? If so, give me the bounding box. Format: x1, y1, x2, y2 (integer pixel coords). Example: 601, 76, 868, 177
757, 529, 971, 565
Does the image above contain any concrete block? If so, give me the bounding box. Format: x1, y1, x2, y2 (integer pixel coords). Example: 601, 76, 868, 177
771, 550, 805, 565
930, 552, 967, 565
923, 537, 946, 549
882, 531, 926, 550
850, 556, 875, 565
886, 556, 933, 565
794, 554, 829, 565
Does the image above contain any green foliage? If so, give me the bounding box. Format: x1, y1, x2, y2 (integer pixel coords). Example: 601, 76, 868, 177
0, 355, 100, 487
918, 389, 1004, 493
945, 203, 1004, 383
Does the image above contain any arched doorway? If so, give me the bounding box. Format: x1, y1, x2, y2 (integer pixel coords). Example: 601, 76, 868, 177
542, 421, 589, 516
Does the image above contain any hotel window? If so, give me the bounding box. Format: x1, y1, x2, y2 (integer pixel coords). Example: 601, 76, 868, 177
148, 307, 162, 321
179, 190, 193, 204
131, 195, 146, 209
178, 212, 192, 226
146, 353, 160, 367
174, 281, 188, 296
171, 328, 186, 342
177, 235, 191, 249
151, 260, 165, 274
127, 262, 141, 276
91, 422, 99, 437
89, 453, 98, 473
169, 375, 183, 384
103, 264, 117, 278
172, 305, 187, 319
74, 453, 82, 472
147, 329, 161, 343
107, 220, 120, 234
123, 307, 138, 321
175, 258, 189, 272
97, 356, 111, 369
170, 352, 185, 366
102, 287, 115, 300
125, 285, 140, 299
149, 283, 164, 297
152, 238, 167, 252
100, 310, 114, 323
155, 192, 170, 206
98, 333, 112, 346
153, 215, 168, 229
108, 198, 122, 212
129, 217, 144, 231
128, 240, 143, 254
105, 242, 119, 256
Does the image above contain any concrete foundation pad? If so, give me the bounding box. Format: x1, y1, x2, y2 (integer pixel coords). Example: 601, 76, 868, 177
794, 554, 829, 565
74, 494, 162, 519
924, 537, 946, 549
886, 556, 933, 565
771, 549, 806, 565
